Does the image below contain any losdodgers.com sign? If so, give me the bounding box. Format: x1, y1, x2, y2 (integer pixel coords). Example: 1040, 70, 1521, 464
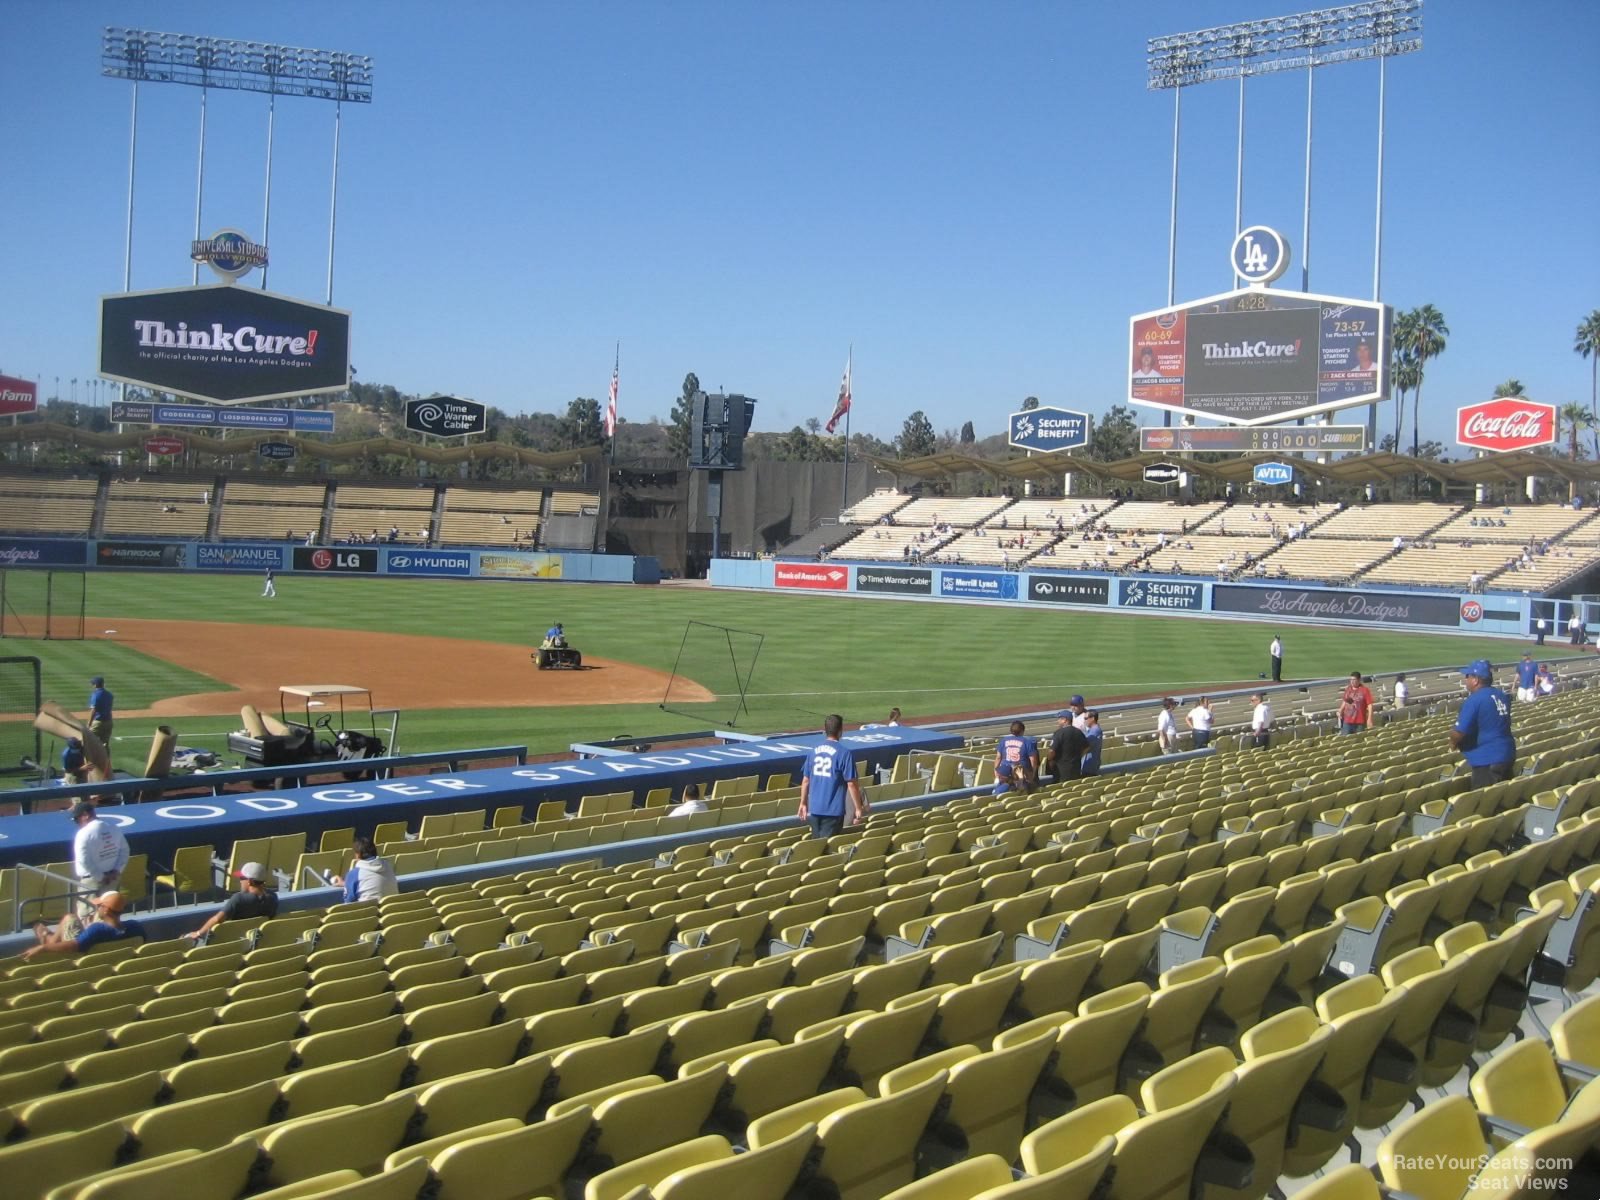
385, 549, 472, 577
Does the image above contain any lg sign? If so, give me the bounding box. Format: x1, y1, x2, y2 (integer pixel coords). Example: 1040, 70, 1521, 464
292, 546, 376, 574
1457, 398, 1556, 453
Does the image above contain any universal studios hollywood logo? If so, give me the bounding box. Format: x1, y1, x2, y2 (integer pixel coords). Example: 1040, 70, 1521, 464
192, 229, 269, 282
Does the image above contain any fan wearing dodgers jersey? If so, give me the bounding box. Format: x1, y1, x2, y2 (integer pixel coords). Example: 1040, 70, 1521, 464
797, 714, 864, 839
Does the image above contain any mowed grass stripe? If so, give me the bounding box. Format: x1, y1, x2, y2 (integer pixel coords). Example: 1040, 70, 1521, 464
4, 571, 1533, 762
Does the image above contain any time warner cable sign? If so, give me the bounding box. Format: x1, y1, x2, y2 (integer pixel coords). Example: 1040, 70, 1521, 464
100, 284, 351, 405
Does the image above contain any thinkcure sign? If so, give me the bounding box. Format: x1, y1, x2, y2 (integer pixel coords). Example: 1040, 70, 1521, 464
1457, 398, 1557, 453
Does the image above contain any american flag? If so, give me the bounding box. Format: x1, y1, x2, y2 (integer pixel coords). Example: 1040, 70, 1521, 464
604, 346, 619, 439
825, 351, 852, 434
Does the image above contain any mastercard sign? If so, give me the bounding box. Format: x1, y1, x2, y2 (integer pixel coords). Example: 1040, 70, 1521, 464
1457, 398, 1557, 453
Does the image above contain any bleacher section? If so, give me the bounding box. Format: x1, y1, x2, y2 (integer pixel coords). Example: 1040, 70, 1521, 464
218, 480, 329, 542
928, 528, 1055, 568
3, 693, 1600, 1200
829, 525, 957, 563
548, 491, 596, 517
328, 485, 438, 544
842, 491, 912, 524
1365, 542, 1533, 589
1094, 500, 1225, 534
1137, 534, 1279, 577
1433, 505, 1596, 545
0, 475, 97, 536
1017, 535, 1132, 574
1248, 538, 1392, 584
892, 497, 1011, 527
100, 478, 210, 540
438, 488, 544, 549
1314, 501, 1461, 540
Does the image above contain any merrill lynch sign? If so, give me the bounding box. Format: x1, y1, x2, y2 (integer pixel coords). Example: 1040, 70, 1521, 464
1213, 584, 1461, 628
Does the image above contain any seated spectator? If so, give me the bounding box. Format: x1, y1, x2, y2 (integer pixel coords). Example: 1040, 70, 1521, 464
991, 760, 1016, 797
21, 891, 142, 962
331, 837, 399, 902
669, 784, 708, 817
184, 862, 279, 940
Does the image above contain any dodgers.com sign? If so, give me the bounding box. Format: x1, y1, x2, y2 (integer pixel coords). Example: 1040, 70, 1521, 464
1008, 407, 1091, 453
1252, 461, 1294, 486
385, 549, 472, 577
197, 544, 285, 571
941, 571, 1018, 601
112, 400, 335, 433
1119, 579, 1204, 611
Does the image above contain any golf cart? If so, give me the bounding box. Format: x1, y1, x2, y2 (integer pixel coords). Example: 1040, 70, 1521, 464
228, 684, 398, 772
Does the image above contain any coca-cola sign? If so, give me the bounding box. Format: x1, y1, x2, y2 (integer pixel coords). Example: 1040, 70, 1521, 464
1457, 398, 1557, 453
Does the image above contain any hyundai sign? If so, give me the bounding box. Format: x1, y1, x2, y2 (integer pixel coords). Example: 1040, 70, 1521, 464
384, 549, 472, 577
1252, 461, 1294, 486
1130, 286, 1390, 426
1008, 407, 1090, 453
100, 284, 351, 404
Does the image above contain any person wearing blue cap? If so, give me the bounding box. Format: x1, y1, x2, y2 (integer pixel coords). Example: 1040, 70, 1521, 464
1452, 660, 1516, 788
992, 760, 1016, 797
86, 675, 113, 751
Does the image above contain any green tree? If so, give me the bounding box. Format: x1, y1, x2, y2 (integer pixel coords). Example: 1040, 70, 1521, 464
959, 421, 975, 444
1560, 403, 1593, 461
1089, 405, 1139, 462
1576, 309, 1600, 459
1492, 379, 1526, 398
668, 373, 699, 461
1389, 309, 1417, 453
897, 410, 937, 459
1020, 396, 1040, 411
554, 397, 603, 449
1401, 304, 1449, 459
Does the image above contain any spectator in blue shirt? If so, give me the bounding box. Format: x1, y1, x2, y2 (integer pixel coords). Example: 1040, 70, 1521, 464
992, 760, 1017, 797
87, 675, 114, 750
60, 737, 87, 784
1515, 653, 1539, 703
797, 714, 864, 839
1452, 659, 1517, 788
21, 891, 143, 962
332, 837, 399, 902
994, 721, 1039, 792
1081, 711, 1104, 776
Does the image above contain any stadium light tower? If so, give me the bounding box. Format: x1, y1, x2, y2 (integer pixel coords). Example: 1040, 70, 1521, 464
102, 29, 374, 303
1147, 1, 1422, 303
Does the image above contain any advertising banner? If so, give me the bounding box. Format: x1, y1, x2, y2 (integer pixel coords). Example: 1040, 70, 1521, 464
1142, 463, 1182, 484
941, 571, 1018, 601
0, 538, 88, 567
96, 542, 186, 569
384, 549, 472, 577
1252, 462, 1294, 486
854, 566, 933, 595
1007, 407, 1091, 453
1130, 288, 1388, 426
111, 400, 335, 433
292, 546, 378, 574
478, 552, 563, 580
1140, 425, 1366, 453
405, 397, 487, 438
1119, 579, 1204, 611
1027, 576, 1110, 606
774, 563, 849, 590
0, 374, 39, 416
143, 436, 184, 457
258, 441, 297, 460
1212, 583, 1462, 627
100, 284, 351, 404
197, 544, 286, 571
1456, 398, 1557, 453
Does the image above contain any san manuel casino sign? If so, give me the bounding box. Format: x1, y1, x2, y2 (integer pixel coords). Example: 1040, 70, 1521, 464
100, 284, 351, 405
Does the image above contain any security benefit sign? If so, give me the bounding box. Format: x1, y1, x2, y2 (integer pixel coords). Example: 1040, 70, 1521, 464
1026, 576, 1110, 606
1129, 288, 1390, 426
405, 396, 487, 438
1119, 579, 1203, 611
1008, 407, 1090, 453
100, 284, 351, 404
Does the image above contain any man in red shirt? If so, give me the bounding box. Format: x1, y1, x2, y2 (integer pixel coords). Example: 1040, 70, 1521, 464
1339, 671, 1375, 734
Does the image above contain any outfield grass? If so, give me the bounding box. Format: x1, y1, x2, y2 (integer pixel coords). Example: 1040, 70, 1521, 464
0, 571, 1552, 767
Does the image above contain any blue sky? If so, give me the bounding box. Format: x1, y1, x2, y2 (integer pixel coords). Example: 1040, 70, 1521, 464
2, 1, 1596, 450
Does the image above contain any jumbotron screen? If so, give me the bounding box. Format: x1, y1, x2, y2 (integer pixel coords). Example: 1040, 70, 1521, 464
1129, 287, 1390, 426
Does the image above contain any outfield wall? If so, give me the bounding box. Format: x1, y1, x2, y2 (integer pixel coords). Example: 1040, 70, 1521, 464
0, 537, 660, 584
708, 558, 1571, 638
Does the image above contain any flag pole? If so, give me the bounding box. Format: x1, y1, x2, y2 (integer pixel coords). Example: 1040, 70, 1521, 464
840, 345, 851, 518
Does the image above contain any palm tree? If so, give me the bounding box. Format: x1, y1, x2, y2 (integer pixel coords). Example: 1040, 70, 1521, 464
1576, 310, 1600, 460
1390, 309, 1418, 453
1493, 379, 1526, 398
1406, 304, 1449, 461
1559, 403, 1592, 461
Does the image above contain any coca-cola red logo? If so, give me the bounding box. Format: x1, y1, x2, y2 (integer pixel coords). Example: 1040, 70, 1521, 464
1461, 600, 1483, 623
1457, 398, 1556, 453
310, 549, 334, 570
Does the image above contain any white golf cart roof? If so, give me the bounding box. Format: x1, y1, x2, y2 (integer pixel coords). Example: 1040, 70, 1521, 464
279, 685, 373, 700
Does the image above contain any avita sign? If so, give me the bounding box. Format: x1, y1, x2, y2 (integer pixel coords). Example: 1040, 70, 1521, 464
1456, 398, 1557, 453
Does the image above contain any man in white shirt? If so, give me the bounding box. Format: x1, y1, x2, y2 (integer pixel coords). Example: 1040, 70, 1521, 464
1393, 674, 1409, 708
1185, 697, 1215, 749
1156, 698, 1180, 754
669, 784, 708, 817
71, 801, 129, 920
1250, 694, 1273, 749
1269, 637, 1283, 682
